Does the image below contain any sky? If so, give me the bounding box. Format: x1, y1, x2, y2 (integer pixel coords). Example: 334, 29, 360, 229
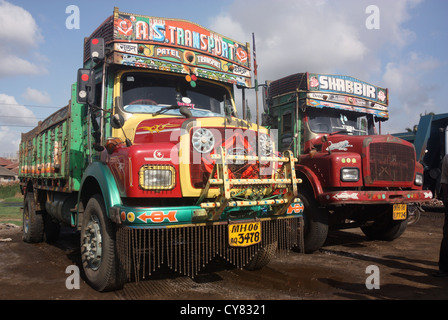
0, 0, 447, 157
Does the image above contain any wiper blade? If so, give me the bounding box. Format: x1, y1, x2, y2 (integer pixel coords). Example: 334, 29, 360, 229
330, 129, 350, 135
153, 104, 192, 118
152, 105, 179, 116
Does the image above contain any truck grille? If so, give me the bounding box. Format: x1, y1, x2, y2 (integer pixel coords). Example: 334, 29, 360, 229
368, 142, 415, 183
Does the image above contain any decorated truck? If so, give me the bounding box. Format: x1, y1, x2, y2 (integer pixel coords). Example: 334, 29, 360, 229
18, 8, 303, 291
262, 72, 432, 252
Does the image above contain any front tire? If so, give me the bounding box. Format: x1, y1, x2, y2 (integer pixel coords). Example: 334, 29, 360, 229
299, 191, 328, 253
361, 205, 408, 241
80, 194, 125, 291
245, 242, 277, 270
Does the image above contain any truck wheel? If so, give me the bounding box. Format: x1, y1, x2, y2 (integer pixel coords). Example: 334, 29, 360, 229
245, 242, 277, 271
299, 191, 328, 253
23, 192, 44, 243
80, 194, 125, 291
361, 205, 408, 241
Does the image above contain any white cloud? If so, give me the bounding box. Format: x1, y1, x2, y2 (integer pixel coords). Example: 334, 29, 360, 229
382, 52, 440, 133
208, 0, 439, 131
0, 93, 38, 156
0, 54, 46, 77
0, 93, 37, 126
209, 0, 423, 81
22, 88, 51, 105
0, 126, 22, 157
0, 0, 42, 49
0, 0, 47, 77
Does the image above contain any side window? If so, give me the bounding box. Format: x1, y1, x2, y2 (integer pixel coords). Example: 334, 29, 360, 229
94, 82, 102, 107
280, 110, 293, 151
282, 112, 292, 134
358, 116, 368, 135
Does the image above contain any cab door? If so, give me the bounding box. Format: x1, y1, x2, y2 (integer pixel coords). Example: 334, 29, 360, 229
271, 103, 301, 155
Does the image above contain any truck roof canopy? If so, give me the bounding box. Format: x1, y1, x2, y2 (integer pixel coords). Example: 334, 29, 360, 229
267, 72, 389, 120
83, 7, 252, 88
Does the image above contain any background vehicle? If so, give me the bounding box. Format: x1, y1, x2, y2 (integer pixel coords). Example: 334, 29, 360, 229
18, 8, 303, 291
393, 113, 448, 224
393, 113, 448, 198
263, 72, 432, 252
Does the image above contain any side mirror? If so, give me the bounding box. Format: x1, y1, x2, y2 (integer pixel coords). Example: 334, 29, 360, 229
111, 113, 125, 129
110, 114, 132, 147
76, 68, 95, 104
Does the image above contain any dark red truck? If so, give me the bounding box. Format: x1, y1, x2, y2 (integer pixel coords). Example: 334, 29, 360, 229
263, 72, 432, 252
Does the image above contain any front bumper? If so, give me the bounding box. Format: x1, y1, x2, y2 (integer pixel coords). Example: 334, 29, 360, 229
318, 189, 433, 205
110, 201, 303, 227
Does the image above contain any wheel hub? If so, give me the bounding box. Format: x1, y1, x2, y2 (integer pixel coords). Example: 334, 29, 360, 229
82, 216, 103, 270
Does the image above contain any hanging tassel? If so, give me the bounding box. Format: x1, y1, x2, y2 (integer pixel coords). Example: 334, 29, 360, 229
115, 216, 304, 282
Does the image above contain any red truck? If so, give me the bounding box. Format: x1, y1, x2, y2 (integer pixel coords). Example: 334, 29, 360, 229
263, 72, 432, 252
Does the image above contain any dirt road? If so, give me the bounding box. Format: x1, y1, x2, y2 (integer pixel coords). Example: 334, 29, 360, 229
0, 210, 446, 301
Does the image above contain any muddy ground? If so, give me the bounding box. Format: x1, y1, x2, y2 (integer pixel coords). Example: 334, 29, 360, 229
0, 209, 446, 304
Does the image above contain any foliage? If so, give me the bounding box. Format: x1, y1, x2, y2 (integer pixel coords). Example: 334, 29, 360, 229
0, 182, 21, 199
0, 183, 22, 226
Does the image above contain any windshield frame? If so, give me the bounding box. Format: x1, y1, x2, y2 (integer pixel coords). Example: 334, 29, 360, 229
117, 69, 237, 118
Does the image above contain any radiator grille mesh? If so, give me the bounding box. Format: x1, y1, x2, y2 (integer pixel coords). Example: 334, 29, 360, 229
368, 142, 415, 182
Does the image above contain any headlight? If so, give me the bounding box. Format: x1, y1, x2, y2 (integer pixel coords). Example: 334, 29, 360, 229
415, 173, 423, 186
192, 128, 215, 153
139, 165, 175, 190
259, 133, 273, 156
341, 168, 360, 182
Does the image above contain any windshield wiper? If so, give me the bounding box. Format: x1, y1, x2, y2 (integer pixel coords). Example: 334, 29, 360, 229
153, 104, 192, 118
330, 129, 350, 135
153, 105, 180, 116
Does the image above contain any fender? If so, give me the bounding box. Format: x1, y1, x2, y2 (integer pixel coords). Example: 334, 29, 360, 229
296, 164, 324, 198
78, 161, 122, 218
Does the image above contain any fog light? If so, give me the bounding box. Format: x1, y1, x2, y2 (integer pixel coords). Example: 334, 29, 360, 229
139, 165, 175, 190
192, 209, 207, 221
341, 168, 359, 182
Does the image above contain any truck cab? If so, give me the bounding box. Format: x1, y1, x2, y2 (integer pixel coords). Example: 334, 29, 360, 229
264, 72, 432, 252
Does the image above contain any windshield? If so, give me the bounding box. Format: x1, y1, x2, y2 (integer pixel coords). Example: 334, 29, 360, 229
121, 72, 233, 117
307, 108, 376, 136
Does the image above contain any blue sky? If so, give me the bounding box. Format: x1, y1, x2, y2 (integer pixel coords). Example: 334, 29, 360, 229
0, 0, 447, 157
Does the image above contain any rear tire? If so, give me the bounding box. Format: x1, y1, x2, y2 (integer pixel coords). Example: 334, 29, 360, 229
23, 192, 44, 243
80, 194, 125, 292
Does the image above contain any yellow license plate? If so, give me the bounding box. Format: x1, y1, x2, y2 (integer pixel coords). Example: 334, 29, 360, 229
393, 204, 407, 220
228, 222, 261, 247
